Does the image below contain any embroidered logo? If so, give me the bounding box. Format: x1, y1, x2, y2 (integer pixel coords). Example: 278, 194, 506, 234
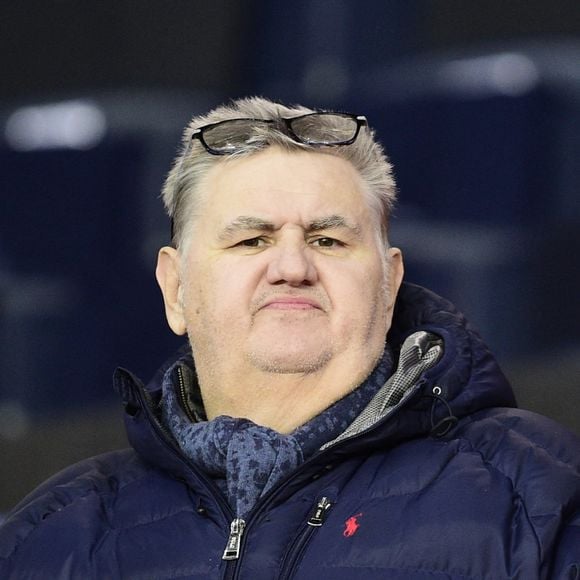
343, 512, 363, 537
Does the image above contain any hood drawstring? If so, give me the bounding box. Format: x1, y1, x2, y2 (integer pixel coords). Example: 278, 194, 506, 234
425, 391, 458, 437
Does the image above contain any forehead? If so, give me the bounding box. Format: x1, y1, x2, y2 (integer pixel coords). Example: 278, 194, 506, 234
197, 148, 372, 227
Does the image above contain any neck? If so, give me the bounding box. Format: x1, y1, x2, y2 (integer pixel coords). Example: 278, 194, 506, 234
196, 351, 382, 434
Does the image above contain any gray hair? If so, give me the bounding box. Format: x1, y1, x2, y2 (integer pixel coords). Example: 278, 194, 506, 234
161, 96, 397, 250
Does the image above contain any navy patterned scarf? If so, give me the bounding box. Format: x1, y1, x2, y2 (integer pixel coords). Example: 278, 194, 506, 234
161, 348, 393, 518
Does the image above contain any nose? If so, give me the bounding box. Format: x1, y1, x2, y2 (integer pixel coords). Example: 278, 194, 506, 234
266, 243, 318, 287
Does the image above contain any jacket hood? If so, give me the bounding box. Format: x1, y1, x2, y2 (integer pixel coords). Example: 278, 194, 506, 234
389, 282, 516, 415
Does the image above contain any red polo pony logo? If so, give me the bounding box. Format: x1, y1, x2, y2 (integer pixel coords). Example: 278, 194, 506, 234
343, 513, 363, 537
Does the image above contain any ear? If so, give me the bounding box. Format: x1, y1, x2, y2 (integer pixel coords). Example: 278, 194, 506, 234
385, 247, 404, 323
387, 247, 404, 297
155, 246, 187, 336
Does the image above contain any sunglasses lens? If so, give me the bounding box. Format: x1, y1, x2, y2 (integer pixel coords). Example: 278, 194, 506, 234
289, 113, 359, 145
202, 119, 271, 153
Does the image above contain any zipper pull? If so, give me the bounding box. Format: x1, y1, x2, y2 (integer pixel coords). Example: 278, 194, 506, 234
307, 496, 333, 527
222, 518, 246, 560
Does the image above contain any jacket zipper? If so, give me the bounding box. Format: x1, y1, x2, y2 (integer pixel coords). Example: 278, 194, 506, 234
278, 496, 333, 580
176, 365, 196, 423
127, 379, 253, 580
174, 368, 249, 567
221, 497, 333, 580
222, 518, 246, 560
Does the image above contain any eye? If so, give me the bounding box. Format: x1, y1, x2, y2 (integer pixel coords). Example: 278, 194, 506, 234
311, 237, 344, 248
236, 236, 266, 248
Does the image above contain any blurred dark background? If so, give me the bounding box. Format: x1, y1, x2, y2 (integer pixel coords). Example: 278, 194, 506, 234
1, 0, 580, 512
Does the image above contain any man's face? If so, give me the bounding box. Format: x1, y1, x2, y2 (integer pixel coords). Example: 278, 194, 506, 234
161, 147, 403, 383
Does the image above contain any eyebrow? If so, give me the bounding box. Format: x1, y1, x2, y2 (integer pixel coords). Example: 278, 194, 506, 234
218, 214, 361, 240
307, 215, 362, 237
218, 216, 275, 241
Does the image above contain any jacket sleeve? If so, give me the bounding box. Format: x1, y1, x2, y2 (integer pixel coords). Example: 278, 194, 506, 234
550, 514, 580, 579
0, 514, 101, 580
0, 450, 136, 579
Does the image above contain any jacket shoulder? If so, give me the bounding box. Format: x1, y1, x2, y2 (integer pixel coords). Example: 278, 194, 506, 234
455, 407, 580, 484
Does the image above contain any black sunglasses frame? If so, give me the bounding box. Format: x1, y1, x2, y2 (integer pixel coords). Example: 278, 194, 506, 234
191, 112, 368, 155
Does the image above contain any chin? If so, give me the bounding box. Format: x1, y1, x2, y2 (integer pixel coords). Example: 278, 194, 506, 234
246, 345, 333, 375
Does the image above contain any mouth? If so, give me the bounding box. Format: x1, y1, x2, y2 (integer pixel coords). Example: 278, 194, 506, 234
260, 296, 323, 311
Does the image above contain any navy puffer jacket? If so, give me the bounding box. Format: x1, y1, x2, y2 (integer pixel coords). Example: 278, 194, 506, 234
1, 284, 579, 579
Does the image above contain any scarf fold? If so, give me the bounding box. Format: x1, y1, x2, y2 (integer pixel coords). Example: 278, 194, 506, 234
161, 347, 393, 518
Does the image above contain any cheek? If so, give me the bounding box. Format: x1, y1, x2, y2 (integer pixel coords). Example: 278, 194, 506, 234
328, 261, 387, 319
181, 261, 214, 320
183, 259, 260, 323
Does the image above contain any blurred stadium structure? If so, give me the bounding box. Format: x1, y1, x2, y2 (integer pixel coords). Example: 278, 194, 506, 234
1, 0, 579, 512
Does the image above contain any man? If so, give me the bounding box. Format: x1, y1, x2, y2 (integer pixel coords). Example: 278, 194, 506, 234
0, 97, 578, 579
